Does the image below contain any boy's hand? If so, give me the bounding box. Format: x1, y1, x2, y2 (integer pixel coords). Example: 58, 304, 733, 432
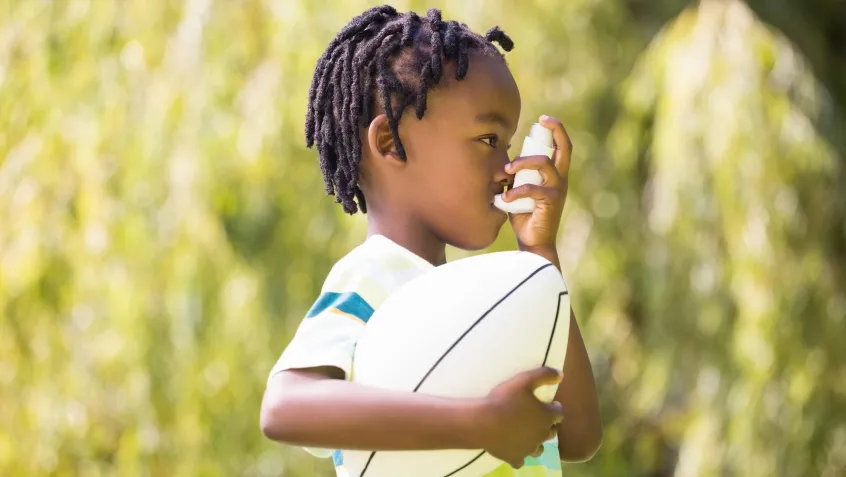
474, 367, 565, 468
501, 115, 573, 253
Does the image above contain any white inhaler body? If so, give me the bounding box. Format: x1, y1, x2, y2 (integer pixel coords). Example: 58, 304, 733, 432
493, 122, 556, 214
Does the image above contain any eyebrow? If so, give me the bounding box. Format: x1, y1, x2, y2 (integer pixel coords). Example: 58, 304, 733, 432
475, 111, 514, 131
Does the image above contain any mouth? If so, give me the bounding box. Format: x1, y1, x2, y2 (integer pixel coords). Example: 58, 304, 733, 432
489, 185, 507, 205
490, 188, 508, 215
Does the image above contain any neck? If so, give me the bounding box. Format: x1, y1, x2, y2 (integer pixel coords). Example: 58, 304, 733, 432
366, 211, 447, 266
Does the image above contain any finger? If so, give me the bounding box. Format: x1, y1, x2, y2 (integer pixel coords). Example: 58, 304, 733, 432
505, 155, 561, 188
547, 426, 558, 441
501, 184, 561, 204
546, 400, 565, 424
517, 366, 564, 388
531, 445, 544, 458
505, 156, 561, 187
538, 115, 573, 179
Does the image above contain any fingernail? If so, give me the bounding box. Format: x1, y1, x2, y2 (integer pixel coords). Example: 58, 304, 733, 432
539, 114, 549, 122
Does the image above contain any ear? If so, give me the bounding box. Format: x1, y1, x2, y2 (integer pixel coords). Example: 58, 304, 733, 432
366, 113, 403, 165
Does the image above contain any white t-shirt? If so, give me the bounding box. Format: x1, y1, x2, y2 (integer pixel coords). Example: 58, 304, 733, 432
268, 234, 562, 476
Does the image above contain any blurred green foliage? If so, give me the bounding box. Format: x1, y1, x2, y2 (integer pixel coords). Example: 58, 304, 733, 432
1, 0, 844, 476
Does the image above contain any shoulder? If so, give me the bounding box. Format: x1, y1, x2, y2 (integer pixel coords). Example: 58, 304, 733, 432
319, 247, 388, 313
312, 240, 398, 324
318, 235, 433, 317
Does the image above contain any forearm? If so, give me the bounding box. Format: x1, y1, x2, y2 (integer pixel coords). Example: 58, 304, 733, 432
555, 310, 602, 461
261, 369, 483, 451
520, 244, 602, 460
520, 243, 562, 271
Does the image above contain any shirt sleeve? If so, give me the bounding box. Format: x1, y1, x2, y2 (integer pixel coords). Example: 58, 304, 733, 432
267, 261, 383, 383
267, 263, 383, 459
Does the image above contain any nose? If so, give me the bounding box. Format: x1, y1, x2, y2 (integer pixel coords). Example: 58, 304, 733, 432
493, 153, 514, 188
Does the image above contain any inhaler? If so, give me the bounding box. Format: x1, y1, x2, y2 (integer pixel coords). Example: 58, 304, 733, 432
493, 122, 556, 214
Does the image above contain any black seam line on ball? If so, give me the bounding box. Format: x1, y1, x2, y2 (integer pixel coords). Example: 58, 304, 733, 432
444, 450, 487, 476
359, 262, 557, 477
542, 291, 569, 367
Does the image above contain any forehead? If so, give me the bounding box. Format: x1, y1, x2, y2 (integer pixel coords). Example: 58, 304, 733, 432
425, 54, 521, 130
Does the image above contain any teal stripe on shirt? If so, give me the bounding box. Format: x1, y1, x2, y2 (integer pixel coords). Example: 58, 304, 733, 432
306, 291, 375, 323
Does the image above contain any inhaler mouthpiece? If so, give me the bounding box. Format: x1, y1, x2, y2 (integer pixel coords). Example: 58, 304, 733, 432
493, 121, 556, 214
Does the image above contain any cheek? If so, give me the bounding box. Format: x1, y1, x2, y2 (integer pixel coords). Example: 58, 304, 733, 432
404, 135, 491, 206
440, 147, 491, 191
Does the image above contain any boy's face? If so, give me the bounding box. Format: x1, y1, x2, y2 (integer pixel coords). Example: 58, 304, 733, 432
373, 53, 521, 251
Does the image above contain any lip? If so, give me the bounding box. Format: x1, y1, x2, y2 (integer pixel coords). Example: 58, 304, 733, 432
489, 186, 506, 203
489, 185, 507, 215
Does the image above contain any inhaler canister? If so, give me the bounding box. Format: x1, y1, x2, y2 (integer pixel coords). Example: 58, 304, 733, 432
493, 122, 555, 214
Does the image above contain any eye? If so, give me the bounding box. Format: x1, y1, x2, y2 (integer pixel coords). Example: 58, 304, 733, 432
480, 135, 500, 148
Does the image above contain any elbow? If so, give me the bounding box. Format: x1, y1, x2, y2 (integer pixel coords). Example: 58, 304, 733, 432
259, 395, 287, 441
259, 382, 298, 443
558, 421, 603, 463
561, 434, 602, 463
261, 367, 336, 443
260, 401, 283, 441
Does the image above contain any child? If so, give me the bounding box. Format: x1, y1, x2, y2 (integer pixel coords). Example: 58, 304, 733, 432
260, 5, 602, 476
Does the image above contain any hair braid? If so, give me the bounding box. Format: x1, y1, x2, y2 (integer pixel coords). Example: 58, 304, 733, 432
305, 6, 515, 214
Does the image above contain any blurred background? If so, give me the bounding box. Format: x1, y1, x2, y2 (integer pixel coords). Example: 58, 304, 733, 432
1, 0, 845, 475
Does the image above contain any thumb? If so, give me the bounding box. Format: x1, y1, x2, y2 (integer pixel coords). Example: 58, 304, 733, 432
521, 366, 563, 389
547, 401, 565, 424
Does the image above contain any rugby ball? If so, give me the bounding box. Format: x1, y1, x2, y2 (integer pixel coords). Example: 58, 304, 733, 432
342, 250, 570, 477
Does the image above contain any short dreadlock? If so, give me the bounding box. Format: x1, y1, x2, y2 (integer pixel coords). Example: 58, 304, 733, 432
305, 6, 515, 214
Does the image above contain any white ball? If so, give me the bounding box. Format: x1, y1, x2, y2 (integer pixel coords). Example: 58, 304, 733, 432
343, 251, 570, 477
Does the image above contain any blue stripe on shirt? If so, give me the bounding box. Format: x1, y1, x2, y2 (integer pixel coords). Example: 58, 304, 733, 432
306, 291, 375, 323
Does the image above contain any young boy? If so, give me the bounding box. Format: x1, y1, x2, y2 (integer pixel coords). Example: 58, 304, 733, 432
260, 6, 602, 476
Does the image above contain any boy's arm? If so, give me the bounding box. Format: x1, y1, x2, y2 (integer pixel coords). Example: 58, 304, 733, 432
522, 245, 602, 462
260, 365, 483, 451
554, 308, 602, 461
260, 364, 567, 468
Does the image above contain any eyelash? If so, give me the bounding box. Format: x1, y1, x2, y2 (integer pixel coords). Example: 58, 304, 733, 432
480, 135, 510, 149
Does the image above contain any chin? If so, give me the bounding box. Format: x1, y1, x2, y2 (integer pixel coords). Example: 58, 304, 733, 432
454, 238, 493, 252
449, 225, 503, 252
436, 207, 507, 252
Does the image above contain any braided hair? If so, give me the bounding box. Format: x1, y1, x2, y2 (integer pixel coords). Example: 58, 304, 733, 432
305, 6, 515, 214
